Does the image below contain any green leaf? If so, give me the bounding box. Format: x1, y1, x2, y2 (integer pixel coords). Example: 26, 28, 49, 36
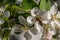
5, 4, 11, 11
20, 13, 31, 18
2, 17, 9, 21
10, 5, 22, 12
8, 0, 15, 3
21, 0, 36, 11
45, 0, 51, 10
39, 0, 51, 10
39, 0, 46, 10
10, 5, 30, 13
2, 30, 10, 40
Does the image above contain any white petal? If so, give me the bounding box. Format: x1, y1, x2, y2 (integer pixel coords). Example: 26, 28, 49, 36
34, 21, 43, 33
33, 0, 40, 5
3, 11, 10, 18
47, 11, 52, 20
0, 7, 5, 13
28, 30, 42, 40
11, 24, 26, 40
39, 10, 48, 20
50, 21, 56, 32
18, 32, 26, 40
26, 22, 33, 27
42, 20, 49, 24
18, 15, 27, 25
0, 19, 4, 25
54, 20, 60, 27
35, 22, 40, 31
15, 0, 23, 5
11, 24, 24, 34
12, 24, 22, 28
34, 21, 43, 39
51, 31, 56, 35
30, 27, 38, 35
51, 21, 55, 28
27, 16, 35, 24
49, 3, 58, 15
24, 31, 32, 40
12, 24, 22, 31
54, 2, 58, 6
48, 28, 56, 35
31, 7, 40, 17
56, 11, 60, 18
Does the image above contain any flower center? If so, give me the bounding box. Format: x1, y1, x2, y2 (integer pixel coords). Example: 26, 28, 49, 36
36, 17, 43, 26
51, 14, 57, 20
22, 26, 30, 31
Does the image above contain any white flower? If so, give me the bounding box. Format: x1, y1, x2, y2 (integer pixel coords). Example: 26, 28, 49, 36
32, 21, 43, 38
47, 2, 58, 20
24, 29, 42, 40
47, 3, 60, 28
27, 7, 48, 24
11, 20, 43, 40
11, 23, 43, 40
24, 21, 43, 40
49, 3, 58, 15
10, 24, 26, 40
27, 7, 39, 24
3, 11, 10, 18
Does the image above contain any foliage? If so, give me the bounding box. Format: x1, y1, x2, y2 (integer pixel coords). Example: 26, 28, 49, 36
0, 0, 54, 40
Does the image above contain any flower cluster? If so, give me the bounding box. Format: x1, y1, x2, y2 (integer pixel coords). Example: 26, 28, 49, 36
26, 2, 60, 40
1, 0, 60, 40
10, 2, 60, 40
